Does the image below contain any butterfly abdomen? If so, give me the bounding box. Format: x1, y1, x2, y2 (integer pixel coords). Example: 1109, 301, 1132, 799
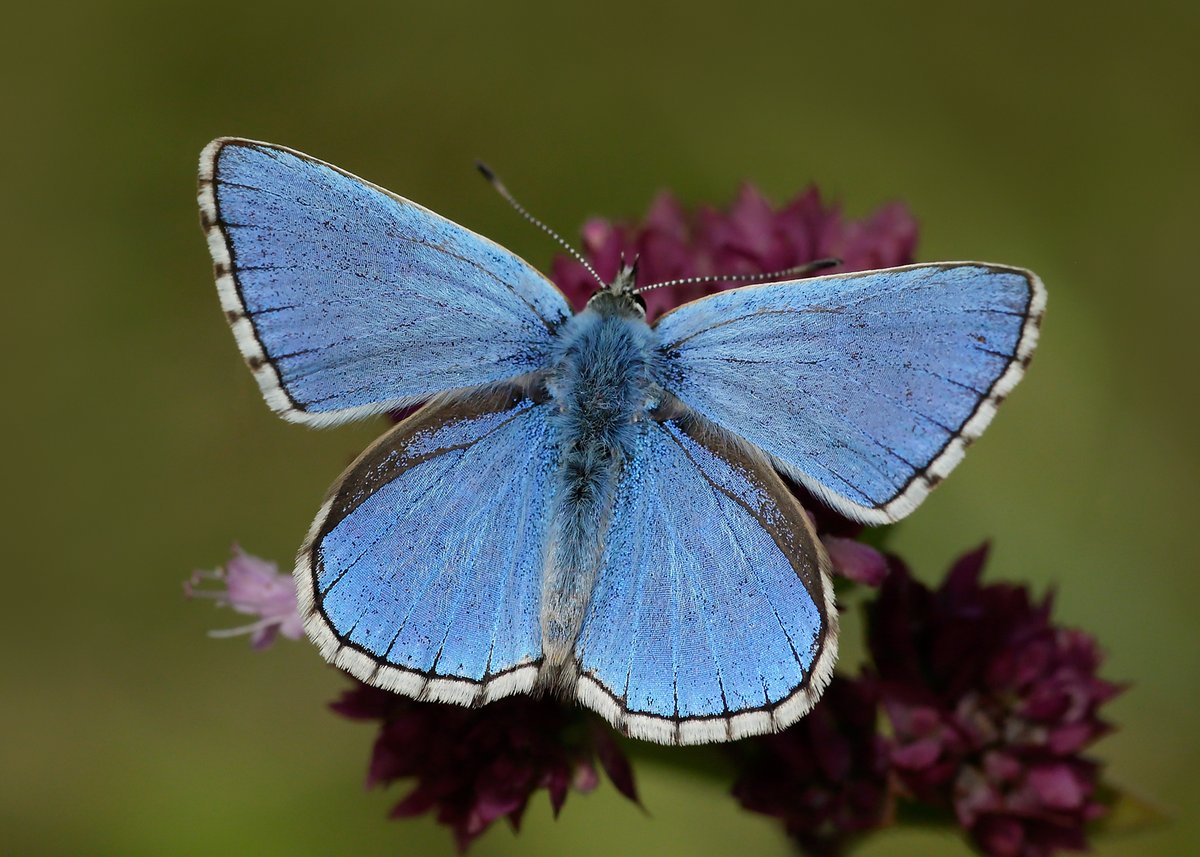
540, 300, 661, 684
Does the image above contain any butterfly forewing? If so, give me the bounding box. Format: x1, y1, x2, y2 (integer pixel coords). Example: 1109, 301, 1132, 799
653, 263, 1045, 524
198, 138, 571, 427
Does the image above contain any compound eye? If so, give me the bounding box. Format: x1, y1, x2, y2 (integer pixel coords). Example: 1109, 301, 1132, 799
632, 292, 647, 313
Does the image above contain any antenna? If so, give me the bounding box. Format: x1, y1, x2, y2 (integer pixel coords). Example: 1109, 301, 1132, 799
635, 258, 842, 294
475, 162, 603, 287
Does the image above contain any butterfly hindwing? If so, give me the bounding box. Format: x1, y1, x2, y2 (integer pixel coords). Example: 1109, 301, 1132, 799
573, 411, 837, 745
296, 386, 557, 704
653, 263, 1045, 524
198, 139, 571, 427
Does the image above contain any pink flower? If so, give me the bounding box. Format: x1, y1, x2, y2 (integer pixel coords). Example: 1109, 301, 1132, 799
184, 546, 304, 649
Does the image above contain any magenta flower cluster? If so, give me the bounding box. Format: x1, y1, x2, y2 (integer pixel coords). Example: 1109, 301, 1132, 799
192, 184, 1122, 856
868, 547, 1122, 857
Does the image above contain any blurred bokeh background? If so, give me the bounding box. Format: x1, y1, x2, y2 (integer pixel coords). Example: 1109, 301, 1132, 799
3, 2, 1196, 854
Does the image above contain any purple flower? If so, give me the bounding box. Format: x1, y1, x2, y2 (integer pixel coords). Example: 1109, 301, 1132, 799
550, 184, 917, 320
184, 545, 304, 649
867, 545, 1123, 857
332, 681, 638, 851
732, 676, 891, 856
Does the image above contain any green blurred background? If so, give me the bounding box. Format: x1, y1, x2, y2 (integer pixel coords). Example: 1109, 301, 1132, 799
3, 1, 1196, 854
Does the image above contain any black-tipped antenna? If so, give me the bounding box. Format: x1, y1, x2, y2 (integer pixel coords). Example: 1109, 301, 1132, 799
635, 257, 842, 294
475, 162, 603, 287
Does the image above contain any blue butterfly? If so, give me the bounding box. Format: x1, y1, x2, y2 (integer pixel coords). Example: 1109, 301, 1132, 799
198, 139, 1045, 745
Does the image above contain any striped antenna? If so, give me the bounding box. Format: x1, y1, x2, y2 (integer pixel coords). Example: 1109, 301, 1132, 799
635, 258, 842, 294
475, 162, 603, 287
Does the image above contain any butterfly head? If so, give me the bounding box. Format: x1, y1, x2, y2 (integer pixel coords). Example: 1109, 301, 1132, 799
587, 256, 646, 317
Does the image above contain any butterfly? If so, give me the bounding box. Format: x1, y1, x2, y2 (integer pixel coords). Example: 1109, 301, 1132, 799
198, 138, 1045, 745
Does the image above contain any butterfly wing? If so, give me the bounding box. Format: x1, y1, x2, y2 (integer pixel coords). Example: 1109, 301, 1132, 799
198, 138, 571, 427
572, 412, 837, 745
652, 263, 1045, 524
296, 386, 557, 703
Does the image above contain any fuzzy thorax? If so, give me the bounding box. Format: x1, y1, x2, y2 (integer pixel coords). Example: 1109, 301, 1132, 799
540, 291, 661, 684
